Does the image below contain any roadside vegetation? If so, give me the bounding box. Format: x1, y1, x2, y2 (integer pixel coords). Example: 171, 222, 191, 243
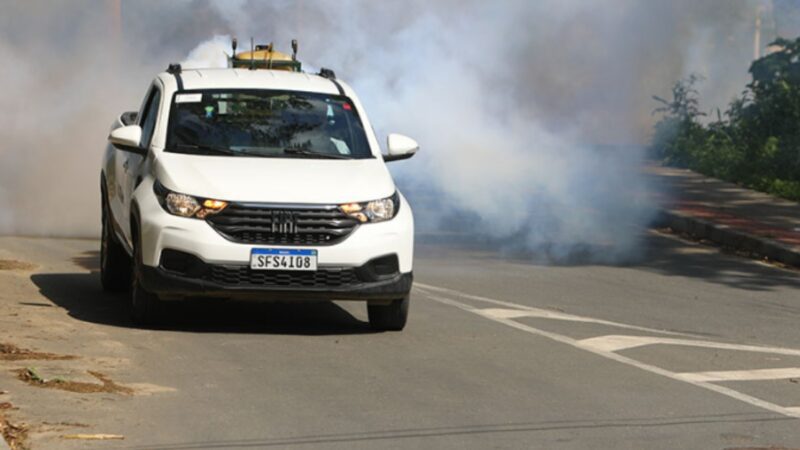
651, 37, 800, 201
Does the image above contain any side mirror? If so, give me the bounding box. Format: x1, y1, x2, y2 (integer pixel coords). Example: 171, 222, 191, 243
109, 125, 146, 156
384, 133, 419, 162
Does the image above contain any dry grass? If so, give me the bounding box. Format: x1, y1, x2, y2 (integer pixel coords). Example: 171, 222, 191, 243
16, 368, 133, 395
0, 343, 76, 362
0, 260, 36, 271
0, 402, 29, 450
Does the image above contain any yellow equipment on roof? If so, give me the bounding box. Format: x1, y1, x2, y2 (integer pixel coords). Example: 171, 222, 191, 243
229, 40, 302, 72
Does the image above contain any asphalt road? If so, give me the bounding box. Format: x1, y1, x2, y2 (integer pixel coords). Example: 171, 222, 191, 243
1, 232, 800, 449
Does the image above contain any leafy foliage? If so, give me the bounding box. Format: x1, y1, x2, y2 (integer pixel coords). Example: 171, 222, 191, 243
651, 37, 800, 201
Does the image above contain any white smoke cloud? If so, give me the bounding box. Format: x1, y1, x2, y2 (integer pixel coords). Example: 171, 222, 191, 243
181, 34, 230, 69
0, 0, 773, 262
336, 11, 651, 260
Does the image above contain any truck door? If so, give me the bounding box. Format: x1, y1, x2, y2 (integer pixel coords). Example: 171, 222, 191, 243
115, 85, 161, 244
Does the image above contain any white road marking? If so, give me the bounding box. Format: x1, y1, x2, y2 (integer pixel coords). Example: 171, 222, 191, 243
414, 283, 694, 337
478, 308, 536, 319
415, 284, 800, 419
787, 407, 800, 414
578, 335, 800, 356
676, 368, 800, 383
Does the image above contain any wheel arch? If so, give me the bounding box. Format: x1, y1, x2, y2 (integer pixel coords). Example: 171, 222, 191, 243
100, 171, 108, 208
129, 201, 142, 247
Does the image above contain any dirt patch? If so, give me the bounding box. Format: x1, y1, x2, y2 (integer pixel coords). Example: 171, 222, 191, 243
16, 368, 133, 395
0, 343, 76, 361
0, 404, 29, 450
0, 260, 36, 271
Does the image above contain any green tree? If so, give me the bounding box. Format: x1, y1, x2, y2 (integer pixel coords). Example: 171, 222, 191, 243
651, 36, 800, 201
651, 74, 707, 167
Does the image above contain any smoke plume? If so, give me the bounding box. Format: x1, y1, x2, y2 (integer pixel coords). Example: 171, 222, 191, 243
0, 0, 778, 262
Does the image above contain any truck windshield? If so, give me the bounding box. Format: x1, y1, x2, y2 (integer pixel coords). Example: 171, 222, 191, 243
166, 90, 373, 159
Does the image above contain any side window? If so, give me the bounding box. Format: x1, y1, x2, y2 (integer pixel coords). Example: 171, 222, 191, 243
139, 88, 161, 148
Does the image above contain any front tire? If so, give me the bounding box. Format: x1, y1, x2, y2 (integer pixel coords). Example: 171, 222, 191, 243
131, 224, 162, 326
100, 195, 131, 292
368, 295, 409, 331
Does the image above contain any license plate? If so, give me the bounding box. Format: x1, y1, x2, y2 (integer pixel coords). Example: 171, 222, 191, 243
250, 248, 318, 271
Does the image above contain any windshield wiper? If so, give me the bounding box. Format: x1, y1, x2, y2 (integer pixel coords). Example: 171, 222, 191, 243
173, 144, 279, 158
283, 148, 350, 159
173, 143, 349, 159
173, 143, 236, 156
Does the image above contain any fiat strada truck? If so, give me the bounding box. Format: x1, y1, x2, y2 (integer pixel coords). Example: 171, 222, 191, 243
100, 46, 418, 330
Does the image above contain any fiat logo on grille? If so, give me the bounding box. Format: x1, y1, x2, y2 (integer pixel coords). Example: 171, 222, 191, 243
271, 210, 297, 234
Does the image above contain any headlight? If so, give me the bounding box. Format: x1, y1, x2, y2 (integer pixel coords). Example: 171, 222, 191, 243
340, 192, 400, 223
165, 192, 200, 217
154, 181, 227, 219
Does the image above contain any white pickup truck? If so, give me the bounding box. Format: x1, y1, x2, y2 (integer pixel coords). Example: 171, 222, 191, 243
100, 61, 418, 330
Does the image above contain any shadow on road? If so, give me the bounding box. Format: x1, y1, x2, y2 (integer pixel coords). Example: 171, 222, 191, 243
638, 231, 800, 292
32, 252, 374, 335
72, 250, 101, 272
418, 231, 800, 292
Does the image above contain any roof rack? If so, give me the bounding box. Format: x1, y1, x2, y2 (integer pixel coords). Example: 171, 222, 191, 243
166, 63, 184, 91
318, 68, 345, 95
169, 38, 345, 95
318, 68, 337, 79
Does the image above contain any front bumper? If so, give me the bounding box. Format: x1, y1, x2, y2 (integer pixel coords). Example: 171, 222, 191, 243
140, 261, 413, 302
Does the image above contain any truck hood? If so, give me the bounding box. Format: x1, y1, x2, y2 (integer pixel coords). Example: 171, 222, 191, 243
153, 152, 396, 204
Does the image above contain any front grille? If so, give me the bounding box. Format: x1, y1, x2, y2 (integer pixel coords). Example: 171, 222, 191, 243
205, 266, 360, 288
207, 203, 359, 245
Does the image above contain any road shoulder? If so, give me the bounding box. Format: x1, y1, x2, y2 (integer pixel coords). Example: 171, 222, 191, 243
650, 165, 800, 268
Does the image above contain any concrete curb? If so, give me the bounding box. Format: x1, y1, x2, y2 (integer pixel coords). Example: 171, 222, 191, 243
655, 210, 800, 268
